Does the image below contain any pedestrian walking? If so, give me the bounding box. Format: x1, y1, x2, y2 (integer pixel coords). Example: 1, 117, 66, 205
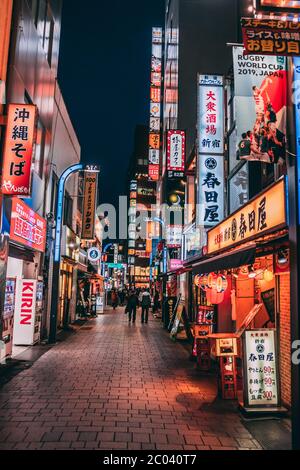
111, 289, 118, 310
140, 288, 151, 324
126, 289, 139, 323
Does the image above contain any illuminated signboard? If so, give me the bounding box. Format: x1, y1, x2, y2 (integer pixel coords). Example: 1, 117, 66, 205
241, 17, 300, 56
244, 329, 279, 407
10, 198, 46, 252
1, 104, 37, 196
148, 27, 163, 181
257, 0, 300, 11
198, 75, 224, 155
207, 178, 286, 254
82, 171, 98, 240
197, 75, 225, 229
167, 130, 186, 175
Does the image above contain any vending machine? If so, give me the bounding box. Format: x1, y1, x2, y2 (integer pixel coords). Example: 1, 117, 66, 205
13, 279, 43, 346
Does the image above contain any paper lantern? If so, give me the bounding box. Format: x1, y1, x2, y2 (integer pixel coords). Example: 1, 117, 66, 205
209, 288, 224, 305
264, 269, 274, 282
194, 274, 201, 287
207, 273, 217, 289
200, 274, 209, 291
216, 275, 228, 293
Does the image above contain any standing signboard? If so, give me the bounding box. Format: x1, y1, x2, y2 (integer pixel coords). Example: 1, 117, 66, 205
243, 329, 280, 409
167, 130, 186, 178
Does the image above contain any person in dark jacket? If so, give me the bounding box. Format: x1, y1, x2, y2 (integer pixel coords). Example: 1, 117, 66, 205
127, 290, 139, 323
140, 289, 151, 324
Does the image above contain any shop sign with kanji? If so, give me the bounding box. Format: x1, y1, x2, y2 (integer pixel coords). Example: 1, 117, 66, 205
198, 75, 224, 155
10, 198, 46, 252
198, 155, 224, 228
242, 17, 300, 56
207, 178, 286, 254
167, 130, 185, 173
244, 329, 279, 407
1, 104, 37, 196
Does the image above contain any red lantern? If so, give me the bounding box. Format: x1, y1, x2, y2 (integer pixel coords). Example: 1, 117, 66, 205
216, 275, 228, 293
210, 288, 225, 305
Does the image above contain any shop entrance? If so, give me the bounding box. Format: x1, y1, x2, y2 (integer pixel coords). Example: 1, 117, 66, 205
59, 263, 73, 328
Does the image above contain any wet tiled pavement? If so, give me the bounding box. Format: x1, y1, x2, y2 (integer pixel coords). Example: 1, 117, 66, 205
0, 308, 262, 450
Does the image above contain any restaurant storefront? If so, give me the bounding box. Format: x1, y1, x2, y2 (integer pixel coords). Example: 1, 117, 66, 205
186, 178, 291, 409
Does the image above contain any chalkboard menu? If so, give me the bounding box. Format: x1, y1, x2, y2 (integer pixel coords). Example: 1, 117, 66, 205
261, 289, 275, 323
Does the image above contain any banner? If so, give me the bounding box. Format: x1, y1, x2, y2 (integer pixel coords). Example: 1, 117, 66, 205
81, 172, 98, 240
1, 104, 37, 196
233, 46, 287, 165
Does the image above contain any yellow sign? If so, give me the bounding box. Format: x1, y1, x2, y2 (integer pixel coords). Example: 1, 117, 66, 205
207, 179, 286, 254
82, 172, 98, 240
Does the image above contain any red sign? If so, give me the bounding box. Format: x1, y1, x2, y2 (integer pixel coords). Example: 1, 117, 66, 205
1, 104, 37, 196
10, 198, 46, 252
170, 259, 184, 271
167, 130, 186, 172
20, 281, 35, 325
149, 164, 159, 181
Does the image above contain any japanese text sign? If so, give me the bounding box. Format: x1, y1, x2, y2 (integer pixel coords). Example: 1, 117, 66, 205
166, 225, 182, 248
198, 155, 224, 228
198, 75, 224, 155
148, 27, 162, 181
2, 104, 37, 196
242, 17, 300, 56
207, 178, 286, 254
82, 172, 98, 240
167, 130, 185, 172
244, 329, 279, 407
10, 198, 46, 252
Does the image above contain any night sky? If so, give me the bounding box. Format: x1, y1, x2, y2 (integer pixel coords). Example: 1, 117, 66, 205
58, 0, 165, 208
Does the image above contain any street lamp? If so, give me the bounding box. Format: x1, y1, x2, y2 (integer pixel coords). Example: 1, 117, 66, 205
49, 163, 83, 344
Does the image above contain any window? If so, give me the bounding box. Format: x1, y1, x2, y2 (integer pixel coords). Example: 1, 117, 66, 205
33, 119, 46, 177
64, 191, 73, 228
34, 1, 55, 67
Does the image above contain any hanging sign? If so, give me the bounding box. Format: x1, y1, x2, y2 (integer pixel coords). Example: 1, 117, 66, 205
82, 171, 98, 240
1, 104, 37, 196
243, 329, 279, 407
198, 75, 224, 155
198, 155, 224, 228
167, 130, 186, 176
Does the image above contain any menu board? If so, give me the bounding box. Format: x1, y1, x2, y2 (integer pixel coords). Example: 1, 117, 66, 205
244, 329, 279, 407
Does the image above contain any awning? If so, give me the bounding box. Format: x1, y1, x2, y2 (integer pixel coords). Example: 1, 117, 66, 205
9, 243, 35, 262
192, 243, 256, 274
